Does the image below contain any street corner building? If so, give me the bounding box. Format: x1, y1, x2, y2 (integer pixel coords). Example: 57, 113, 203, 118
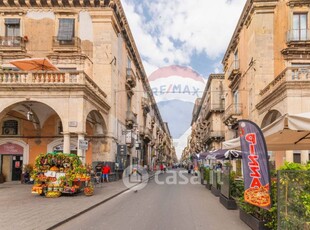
0, 0, 176, 182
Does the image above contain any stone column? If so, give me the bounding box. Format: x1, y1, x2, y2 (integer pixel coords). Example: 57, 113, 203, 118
63, 132, 71, 154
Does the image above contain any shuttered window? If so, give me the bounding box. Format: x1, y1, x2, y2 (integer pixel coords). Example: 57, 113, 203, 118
5, 18, 20, 37
57, 19, 75, 41
5, 18, 20, 25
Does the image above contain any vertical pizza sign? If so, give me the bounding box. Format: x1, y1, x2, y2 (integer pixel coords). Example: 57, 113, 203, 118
239, 120, 271, 210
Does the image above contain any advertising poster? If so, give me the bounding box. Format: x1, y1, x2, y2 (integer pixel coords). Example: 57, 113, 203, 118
238, 120, 271, 209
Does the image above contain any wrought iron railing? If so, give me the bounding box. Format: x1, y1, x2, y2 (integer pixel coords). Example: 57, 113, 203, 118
227, 59, 240, 80
0, 36, 26, 50
287, 29, 310, 42
52, 36, 81, 51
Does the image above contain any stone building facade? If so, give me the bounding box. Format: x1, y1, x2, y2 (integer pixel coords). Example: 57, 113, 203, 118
222, 0, 310, 167
0, 0, 175, 182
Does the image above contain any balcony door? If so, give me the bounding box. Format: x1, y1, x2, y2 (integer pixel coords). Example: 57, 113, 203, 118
5, 18, 20, 37
293, 13, 307, 41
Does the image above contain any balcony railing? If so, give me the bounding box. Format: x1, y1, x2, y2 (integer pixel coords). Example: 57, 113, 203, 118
126, 68, 137, 88
287, 29, 310, 43
126, 111, 137, 127
0, 36, 26, 51
204, 103, 225, 119
0, 70, 106, 97
139, 126, 152, 141
222, 103, 242, 125
260, 67, 310, 99
52, 36, 81, 52
203, 131, 225, 143
227, 59, 240, 80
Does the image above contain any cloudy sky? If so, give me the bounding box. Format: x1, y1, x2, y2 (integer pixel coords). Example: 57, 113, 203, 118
121, 0, 247, 159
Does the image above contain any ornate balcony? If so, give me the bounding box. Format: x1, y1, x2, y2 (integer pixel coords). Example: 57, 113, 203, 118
222, 103, 242, 126
151, 116, 155, 128
0, 70, 107, 99
52, 36, 81, 52
202, 131, 225, 144
141, 97, 150, 115
126, 68, 136, 89
203, 103, 225, 119
0, 36, 26, 52
227, 59, 241, 81
139, 126, 152, 143
125, 111, 137, 128
257, 67, 310, 112
287, 29, 310, 44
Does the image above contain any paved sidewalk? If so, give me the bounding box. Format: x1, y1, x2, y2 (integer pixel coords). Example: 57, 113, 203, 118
0, 180, 130, 230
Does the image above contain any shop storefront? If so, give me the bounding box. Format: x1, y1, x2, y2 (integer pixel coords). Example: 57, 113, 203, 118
0, 142, 24, 182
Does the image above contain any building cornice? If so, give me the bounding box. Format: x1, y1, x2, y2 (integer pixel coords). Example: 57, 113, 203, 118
0, 0, 115, 7
287, 0, 310, 7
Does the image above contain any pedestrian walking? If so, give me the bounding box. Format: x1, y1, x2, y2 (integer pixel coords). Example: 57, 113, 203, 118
160, 164, 164, 173
102, 164, 111, 182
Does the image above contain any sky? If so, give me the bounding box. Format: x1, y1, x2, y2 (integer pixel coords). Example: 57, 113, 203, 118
121, 0, 247, 159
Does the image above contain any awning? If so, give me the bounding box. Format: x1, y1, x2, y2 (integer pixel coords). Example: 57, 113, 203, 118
200, 149, 242, 160
9, 58, 59, 71
222, 113, 310, 151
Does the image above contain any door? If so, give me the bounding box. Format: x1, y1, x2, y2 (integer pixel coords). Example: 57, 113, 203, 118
12, 155, 22, 181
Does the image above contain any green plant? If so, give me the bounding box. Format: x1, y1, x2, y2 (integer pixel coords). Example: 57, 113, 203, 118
230, 178, 244, 199
276, 162, 310, 229
204, 168, 210, 183
236, 179, 277, 229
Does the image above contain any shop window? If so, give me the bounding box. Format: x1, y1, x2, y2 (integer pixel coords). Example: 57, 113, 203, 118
2, 119, 18, 135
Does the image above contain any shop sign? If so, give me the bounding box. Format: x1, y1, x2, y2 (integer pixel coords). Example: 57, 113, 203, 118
79, 140, 88, 150
0, 143, 23, 155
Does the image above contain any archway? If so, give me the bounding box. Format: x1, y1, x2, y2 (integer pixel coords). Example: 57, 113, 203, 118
86, 110, 108, 164
0, 100, 63, 181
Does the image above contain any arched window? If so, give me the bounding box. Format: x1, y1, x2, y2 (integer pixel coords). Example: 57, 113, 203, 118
2, 119, 19, 135
261, 110, 281, 128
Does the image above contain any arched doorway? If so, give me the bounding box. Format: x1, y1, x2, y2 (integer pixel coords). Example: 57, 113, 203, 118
0, 140, 28, 182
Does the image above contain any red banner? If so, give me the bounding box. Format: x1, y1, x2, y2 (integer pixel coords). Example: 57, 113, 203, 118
239, 120, 271, 209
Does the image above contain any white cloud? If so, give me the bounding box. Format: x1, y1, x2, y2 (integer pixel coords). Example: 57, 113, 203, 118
121, 0, 246, 74
120, 0, 246, 157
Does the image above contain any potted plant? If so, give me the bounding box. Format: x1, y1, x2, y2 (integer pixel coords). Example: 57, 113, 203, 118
204, 168, 211, 190
236, 173, 277, 230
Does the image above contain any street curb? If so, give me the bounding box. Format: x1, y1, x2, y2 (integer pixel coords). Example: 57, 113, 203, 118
47, 173, 155, 229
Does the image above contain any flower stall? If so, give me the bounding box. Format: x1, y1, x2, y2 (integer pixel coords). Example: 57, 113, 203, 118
31, 152, 93, 198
